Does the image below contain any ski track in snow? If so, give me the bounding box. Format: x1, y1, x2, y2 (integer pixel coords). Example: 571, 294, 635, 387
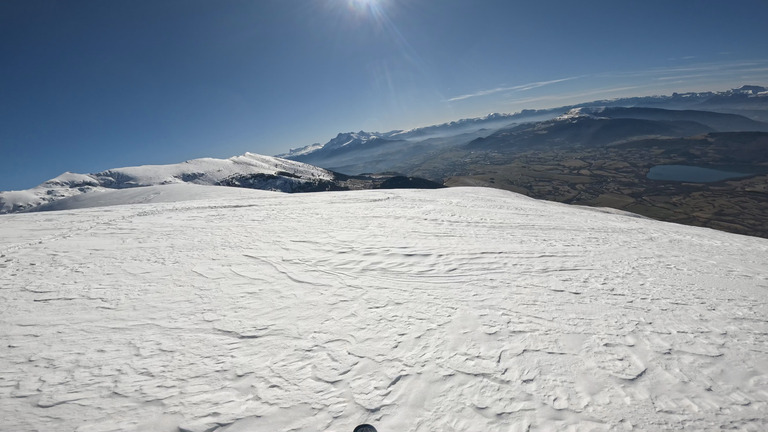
1, 187, 767, 432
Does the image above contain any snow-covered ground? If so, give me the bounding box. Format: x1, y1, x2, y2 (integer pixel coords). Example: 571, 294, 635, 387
1, 185, 767, 432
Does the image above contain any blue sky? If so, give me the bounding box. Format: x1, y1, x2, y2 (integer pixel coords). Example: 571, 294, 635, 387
2, 0, 767, 191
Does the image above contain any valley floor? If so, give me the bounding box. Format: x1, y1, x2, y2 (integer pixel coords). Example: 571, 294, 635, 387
1, 186, 767, 431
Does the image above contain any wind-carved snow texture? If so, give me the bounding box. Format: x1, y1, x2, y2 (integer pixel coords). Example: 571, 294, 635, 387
1, 186, 767, 432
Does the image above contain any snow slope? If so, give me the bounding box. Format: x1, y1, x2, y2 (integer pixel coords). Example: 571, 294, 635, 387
0, 153, 334, 213
1, 186, 767, 432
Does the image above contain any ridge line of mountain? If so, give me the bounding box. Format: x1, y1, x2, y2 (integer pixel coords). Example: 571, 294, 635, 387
278, 85, 768, 160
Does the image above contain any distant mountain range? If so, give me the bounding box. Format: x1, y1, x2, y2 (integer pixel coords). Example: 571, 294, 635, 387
467, 106, 768, 151
538, 84, 768, 122
279, 85, 768, 176
277, 113, 525, 175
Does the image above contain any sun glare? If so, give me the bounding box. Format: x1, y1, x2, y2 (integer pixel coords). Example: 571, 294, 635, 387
349, 0, 378, 7
346, 0, 384, 16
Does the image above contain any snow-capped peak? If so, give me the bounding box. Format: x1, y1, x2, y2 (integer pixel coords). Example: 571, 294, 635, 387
555, 107, 608, 121
325, 132, 380, 150
279, 132, 384, 158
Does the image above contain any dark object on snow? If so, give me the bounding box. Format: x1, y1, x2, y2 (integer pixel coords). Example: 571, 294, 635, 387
354, 424, 378, 432
376, 176, 445, 189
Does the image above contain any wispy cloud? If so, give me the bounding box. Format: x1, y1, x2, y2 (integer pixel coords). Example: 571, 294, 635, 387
505, 85, 646, 106
446, 77, 579, 102
639, 63, 768, 88
656, 73, 718, 81
598, 60, 768, 80
445, 59, 767, 112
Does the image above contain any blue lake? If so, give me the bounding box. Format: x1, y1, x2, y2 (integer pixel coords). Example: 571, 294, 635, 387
647, 165, 755, 183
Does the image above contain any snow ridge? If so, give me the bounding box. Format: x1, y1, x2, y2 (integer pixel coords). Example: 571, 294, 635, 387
0, 153, 334, 213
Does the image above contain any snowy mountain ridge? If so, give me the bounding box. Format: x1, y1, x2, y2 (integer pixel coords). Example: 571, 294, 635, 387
279, 113, 518, 159
0, 153, 334, 214
279, 85, 768, 162
673, 84, 767, 98
319, 132, 384, 151
563, 84, 768, 109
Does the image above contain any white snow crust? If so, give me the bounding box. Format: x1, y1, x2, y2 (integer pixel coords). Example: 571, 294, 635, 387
1, 186, 767, 432
32, 184, 269, 212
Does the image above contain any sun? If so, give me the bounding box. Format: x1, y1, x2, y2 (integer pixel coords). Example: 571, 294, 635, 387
335, 0, 393, 30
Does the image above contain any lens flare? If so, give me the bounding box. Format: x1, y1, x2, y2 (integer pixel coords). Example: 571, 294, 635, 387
348, 0, 379, 9
346, 0, 384, 17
